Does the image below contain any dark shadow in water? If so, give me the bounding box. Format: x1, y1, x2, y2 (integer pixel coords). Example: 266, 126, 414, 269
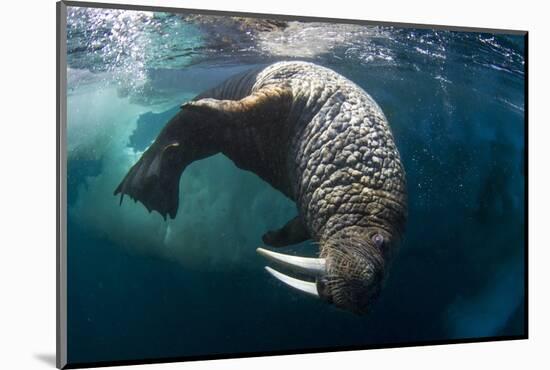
128, 106, 179, 152
34, 353, 56, 367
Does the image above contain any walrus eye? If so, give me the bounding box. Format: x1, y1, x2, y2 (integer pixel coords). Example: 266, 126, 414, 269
372, 233, 384, 248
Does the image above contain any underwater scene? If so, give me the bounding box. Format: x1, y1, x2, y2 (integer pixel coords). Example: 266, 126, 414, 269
65, 6, 526, 365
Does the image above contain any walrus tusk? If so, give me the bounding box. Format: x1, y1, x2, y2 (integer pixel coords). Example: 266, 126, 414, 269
257, 247, 326, 277
264, 266, 319, 298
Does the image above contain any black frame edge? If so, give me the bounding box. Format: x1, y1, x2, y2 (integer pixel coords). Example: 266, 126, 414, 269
63, 335, 527, 369
523, 32, 529, 339
57, 1, 68, 369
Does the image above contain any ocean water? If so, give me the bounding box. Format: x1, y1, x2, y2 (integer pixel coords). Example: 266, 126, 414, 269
65, 7, 526, 365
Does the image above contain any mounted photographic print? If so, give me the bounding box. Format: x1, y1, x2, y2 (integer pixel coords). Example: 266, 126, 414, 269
56, 1, 528, 368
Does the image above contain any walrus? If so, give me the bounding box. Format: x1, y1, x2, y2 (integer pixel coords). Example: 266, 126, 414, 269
114, 61, 407, 314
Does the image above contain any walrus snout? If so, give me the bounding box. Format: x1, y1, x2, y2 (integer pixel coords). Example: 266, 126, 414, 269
321, 235, 386, 313
257, 233, 386, 314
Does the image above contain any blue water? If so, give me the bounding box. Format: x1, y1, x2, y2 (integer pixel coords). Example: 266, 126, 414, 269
65, 7, 526, 365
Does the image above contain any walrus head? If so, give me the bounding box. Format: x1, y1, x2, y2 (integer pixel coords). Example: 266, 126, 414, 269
317, 229, 389, 314
258, 226, 396, 315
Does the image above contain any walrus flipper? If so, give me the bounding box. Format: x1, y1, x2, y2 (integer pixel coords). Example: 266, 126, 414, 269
262, 216, 311, 247
115, 85, 293, 220
114, 101, 230, 219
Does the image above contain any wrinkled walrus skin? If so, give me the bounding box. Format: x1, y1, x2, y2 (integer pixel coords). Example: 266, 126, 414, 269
115, 61, 407, 314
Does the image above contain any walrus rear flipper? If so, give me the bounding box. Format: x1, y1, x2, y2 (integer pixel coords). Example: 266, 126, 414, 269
114, 103, 226, 220
113, 139, 187, 220
115, 85, 293, 220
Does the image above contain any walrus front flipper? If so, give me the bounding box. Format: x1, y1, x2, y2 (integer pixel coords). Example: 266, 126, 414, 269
262, 216, 311, 247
